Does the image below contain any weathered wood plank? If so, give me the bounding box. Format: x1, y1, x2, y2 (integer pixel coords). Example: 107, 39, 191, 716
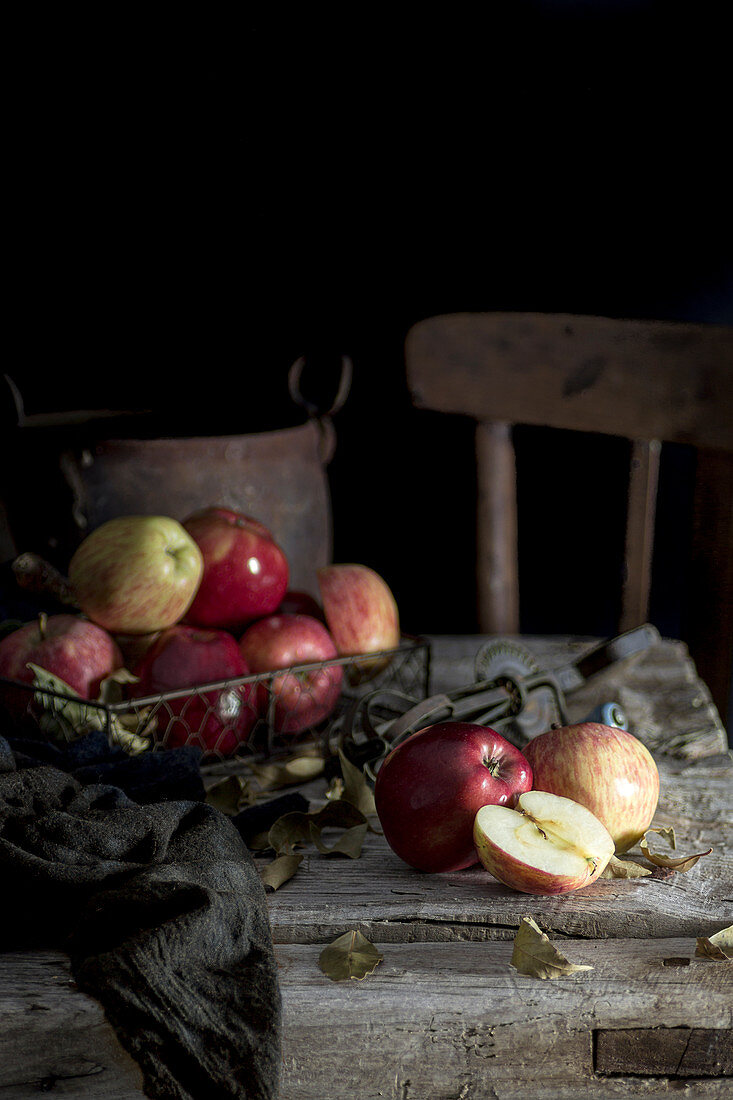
0, 950, 144, 1097
595, 1026, 733, 1077
276, 937, 733, 1099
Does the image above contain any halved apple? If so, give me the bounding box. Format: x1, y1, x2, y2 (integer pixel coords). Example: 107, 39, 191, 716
473, 790, 614, 895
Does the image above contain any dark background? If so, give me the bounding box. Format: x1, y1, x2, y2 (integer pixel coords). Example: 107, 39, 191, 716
4, 5, 732, 725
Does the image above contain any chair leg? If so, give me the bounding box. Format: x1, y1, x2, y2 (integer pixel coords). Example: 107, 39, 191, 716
475, 420, 520, 634
620, 439, 661, 632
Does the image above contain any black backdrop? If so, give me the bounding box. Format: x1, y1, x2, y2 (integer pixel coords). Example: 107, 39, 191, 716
5, 6, 732, 662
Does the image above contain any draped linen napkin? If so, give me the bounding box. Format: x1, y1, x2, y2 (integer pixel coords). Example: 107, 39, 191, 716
0, 730, 282, 1100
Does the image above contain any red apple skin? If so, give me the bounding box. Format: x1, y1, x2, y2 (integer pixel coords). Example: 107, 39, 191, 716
0, 614, 124, 718
238, 613, 343, 734
523, 722, 660, 853
374, 721, 533, 873
182, 507, 289, 632
131, 624, 259, 756
317, 563, 400, 682
277, 590, 325, 620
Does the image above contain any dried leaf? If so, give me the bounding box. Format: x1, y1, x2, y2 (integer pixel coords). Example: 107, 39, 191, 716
248, 753, 325, 791
310, 821, 368, 858
97, 667, 139, 704
29, 664, 151, 754
510, 917, 593, 980
338, 748, 377, 816
259, 854, 304, 891
600, 854, 652, 879
695, 925, 733, 961
268, 799, 367, 857
206, 775, 258, 816
640, 831, 712, 872
324, 776, 345, 801
645, 825, 677, 849
319, 930, 384, 982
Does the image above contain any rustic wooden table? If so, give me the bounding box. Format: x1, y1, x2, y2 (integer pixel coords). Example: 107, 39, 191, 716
1, 634, 731, 1098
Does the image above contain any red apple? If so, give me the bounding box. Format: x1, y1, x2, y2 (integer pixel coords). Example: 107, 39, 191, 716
182, 507, 289, 632
317, 563, 400, 682
0, 613, 123, 719
374, 721, 533, 873
238, 613, 343, 734
523, 722, 660, 853
131, 624, 259, 756
68, 515, 204, 634
474, 790, 615, 895
277, 590, 324, 620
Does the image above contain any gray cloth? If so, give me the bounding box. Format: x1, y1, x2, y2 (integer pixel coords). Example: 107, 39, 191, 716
0, 733, 281, 1099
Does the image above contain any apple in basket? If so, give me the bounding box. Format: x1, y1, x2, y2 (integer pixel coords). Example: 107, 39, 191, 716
0, 613, 124, 720
182, 507, 289, 633
374, 721, 533, 873
522, 722, 660, 853
317, 563, 400, 682
238, 613, 343, 735
68, 515, 204, 635
473, 790, 615, 895
131, 624, 259, 756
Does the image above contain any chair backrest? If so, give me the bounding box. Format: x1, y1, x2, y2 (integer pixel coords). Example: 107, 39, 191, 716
405, 311, 733, 723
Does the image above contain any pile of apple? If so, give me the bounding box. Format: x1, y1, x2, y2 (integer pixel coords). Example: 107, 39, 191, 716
0, 508, 401, 756
374, 719, 660, 896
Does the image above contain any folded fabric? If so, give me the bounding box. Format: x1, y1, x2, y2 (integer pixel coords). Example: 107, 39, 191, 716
0, 730, 282, 1100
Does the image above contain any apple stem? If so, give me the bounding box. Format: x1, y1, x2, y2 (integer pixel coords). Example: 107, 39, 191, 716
38, 611, 47, 641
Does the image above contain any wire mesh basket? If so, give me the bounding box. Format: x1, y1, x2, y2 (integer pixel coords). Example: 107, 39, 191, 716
0, 635, 431, 765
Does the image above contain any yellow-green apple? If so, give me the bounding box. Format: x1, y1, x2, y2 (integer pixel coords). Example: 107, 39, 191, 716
131, 624, 258, 756
374, 721, 533, 873
182, 507, 289, 633
522, 722, 660, 853
0, 613, 123, 719
68, 515, 203, 635
473, 790, 615, 895
317, 563, 400, 682
238, 612, 343, 734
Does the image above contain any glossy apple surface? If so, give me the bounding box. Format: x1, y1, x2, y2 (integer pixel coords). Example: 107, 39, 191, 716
183, 507, 289, 632
374, 721, 533, 873
0, 613, 123, 718
523, 722, 660, 853
132, 624, 258, 756
317, 563, 400, 682
474, 790, 615, 895
238, 612, 343, 734
68, 515, 203, 635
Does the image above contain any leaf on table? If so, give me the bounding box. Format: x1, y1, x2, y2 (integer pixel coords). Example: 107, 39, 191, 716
319, 930, 384, 982
324, 776, 345, 801
510, 917, 594, 980
338, 748, 377, 817
600, 854, 652, 879
695, 925, 733, 961
206, 774, 258, 816
645, 825, 677, 849
248, 752, 325, 791
269, 799, 369, 858
259, 853, 304, 891
639, 830, 712, 872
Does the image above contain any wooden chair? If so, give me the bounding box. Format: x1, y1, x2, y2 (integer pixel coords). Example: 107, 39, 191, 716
405, 311, 733, 725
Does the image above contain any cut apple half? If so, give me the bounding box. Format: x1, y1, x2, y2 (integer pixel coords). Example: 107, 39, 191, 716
473, 790, 615, 895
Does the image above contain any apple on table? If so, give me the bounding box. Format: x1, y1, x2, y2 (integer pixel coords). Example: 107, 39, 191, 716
522, 722, 660, 853
68, 515, 203, 635
374, 721, 533, 873
182, 507, 289, 633
238, 612, 343, 735
131, 624, 259, 756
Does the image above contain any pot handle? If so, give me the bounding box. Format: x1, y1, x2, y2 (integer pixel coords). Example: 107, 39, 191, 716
287, 356, 353, 464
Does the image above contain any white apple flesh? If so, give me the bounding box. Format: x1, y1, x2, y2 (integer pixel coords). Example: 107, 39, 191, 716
474, 790, 615, 895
